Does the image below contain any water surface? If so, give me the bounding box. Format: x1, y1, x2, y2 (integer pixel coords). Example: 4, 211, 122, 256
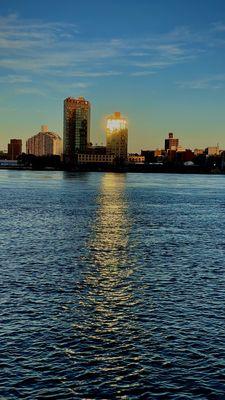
1, 171, 225, 399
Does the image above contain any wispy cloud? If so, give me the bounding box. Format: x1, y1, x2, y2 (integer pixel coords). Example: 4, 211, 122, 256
130, 71, 156, 77
211, 22, 225, 32
46, 81, 91, 92
14, 87, 46, 96
0, 14, 200, 74
0, 13, 78, 50
177, 74, 225, 90
70, 71, 122, 78
0, 74, 32, 84
0, 13, 225, 95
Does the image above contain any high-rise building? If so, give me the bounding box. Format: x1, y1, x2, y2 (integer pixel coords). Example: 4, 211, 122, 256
106, 112, 128, 160
165, 132, 179, 151
63, 97, 91, 163
26, 126, 62, 157
8, 139, 22, 160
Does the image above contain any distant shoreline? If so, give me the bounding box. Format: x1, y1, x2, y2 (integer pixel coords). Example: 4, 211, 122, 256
0, 165, 224, 174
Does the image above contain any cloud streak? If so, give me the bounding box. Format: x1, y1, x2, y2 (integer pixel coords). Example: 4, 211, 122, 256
177, 74, 225, 90
0, 74, 32, 84
0, 13, 225, 95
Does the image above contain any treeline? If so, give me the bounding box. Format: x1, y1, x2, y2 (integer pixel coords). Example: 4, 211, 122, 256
15, 152, 225, 173
18, 153, 62, 169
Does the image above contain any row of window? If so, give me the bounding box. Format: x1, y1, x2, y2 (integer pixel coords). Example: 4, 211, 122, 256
78, 155, 113, 160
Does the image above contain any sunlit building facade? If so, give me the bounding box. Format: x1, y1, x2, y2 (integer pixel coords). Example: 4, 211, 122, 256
63, 97, 90, 163
128, 154, 145, 163
26, 126, 62, 157
106, 112, 128, 160
205, 146, 220, 156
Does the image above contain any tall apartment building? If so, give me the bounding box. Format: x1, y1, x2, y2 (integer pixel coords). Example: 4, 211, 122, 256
26, 126, 62, 157
165, 132, 179, 151
8, 139, 22, 160
106, 112, 128, 160
63, 97, 90, 163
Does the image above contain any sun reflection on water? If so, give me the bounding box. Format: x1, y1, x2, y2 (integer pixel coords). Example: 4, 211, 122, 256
70, 173, 146, 397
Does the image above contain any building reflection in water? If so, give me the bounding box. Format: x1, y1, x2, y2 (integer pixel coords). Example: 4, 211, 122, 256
70, 173, 147, 398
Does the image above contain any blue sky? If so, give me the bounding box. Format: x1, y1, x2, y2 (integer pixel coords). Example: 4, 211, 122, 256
1, 0, 225, 151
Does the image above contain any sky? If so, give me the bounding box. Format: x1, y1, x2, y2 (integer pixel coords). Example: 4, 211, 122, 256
1, 0, 225, 152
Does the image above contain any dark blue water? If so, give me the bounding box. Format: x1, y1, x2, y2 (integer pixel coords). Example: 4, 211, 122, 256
1, 171, 225, 399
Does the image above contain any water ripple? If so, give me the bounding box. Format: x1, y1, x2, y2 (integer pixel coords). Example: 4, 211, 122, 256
1, 171, 225, 399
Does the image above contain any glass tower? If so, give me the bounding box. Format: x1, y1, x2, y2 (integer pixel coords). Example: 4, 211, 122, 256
63, 97, 90, 163
106, 112, 128, 161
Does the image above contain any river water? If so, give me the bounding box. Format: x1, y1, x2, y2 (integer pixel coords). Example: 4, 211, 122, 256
1, 171, 225, 399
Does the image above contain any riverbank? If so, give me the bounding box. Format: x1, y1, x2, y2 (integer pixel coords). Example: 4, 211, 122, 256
0, 164, 223, 174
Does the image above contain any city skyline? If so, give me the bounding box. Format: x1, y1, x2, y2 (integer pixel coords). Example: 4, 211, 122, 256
2, 103, 223, 157
1, 0, 225, 151
1, 105, 224, 156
